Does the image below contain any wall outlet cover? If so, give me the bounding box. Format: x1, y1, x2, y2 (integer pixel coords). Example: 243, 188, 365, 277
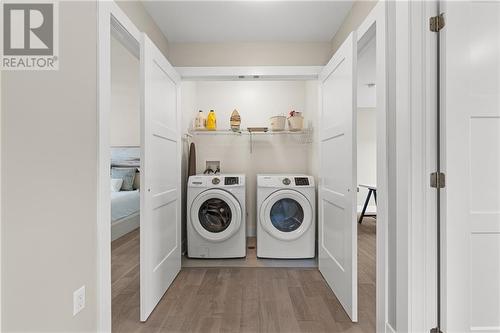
73, 285, 86, 316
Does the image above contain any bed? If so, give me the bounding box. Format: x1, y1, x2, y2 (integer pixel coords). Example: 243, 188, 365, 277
111, 190, 140, 241
111, 147, 141, 241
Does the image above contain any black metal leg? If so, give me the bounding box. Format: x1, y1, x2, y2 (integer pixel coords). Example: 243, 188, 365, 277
373, 190, 377, 204
358, 189, 372, 224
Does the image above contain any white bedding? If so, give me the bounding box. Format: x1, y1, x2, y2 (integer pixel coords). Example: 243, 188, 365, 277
111, 190, 140, 223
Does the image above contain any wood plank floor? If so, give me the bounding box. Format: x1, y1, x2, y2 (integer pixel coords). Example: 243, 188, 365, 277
111, 217, 376, 332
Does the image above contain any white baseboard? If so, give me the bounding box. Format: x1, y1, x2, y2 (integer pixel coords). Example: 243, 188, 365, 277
357, 205, 377, 215
386, 322, 396, 333
111, 213, 140, 241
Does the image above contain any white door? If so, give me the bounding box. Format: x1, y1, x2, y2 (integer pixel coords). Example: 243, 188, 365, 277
318, 32, 358, 322
442, 2, 500, 332
140, 34, 181, 321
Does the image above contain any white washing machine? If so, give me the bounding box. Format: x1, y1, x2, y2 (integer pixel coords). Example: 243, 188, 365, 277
257, 174, 315, 259
187, 174, 246, 258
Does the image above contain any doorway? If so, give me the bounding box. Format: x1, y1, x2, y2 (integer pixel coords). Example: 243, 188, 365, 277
109, 30, 141, 331
98, 2, 182, 329
317, 3, 387, 328
356, 26, 377, 326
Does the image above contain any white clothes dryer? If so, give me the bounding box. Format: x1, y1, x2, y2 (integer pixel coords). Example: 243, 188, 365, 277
257, 174, 315, 259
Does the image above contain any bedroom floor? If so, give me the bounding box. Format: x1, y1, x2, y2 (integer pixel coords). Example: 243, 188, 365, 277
111, 217, 376, 332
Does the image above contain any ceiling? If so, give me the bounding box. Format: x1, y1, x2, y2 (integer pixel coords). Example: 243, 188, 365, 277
142, 1, 353, 43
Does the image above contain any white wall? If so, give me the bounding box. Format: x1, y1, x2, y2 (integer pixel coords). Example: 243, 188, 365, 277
1, 2, 98, 331
168, 42, 332, 67
193, 81, 308, 130
305, 81, 320, 179
110, 36, 140, 147
182, 80, 318, 236
357, 108, 377, 213
357, 37, 377, 108
357, 35, 377, 213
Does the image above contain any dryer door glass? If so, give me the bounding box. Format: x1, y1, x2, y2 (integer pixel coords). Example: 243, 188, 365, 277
270, 198, 304, 232
198, 198, 232, 233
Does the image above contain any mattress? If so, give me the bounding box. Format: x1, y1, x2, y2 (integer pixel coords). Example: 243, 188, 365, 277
111, 190, 140, 223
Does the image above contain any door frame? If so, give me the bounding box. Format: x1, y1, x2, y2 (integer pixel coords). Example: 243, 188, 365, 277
97, 2, 142, 332
357, 2, 440, 331
354, 2, 390, 331
392, 1, 439, 331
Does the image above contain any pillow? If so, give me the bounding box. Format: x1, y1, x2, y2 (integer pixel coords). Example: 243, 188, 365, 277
133, 171, 140, 190
111, 167, 136, 191
110, 178, 123, 192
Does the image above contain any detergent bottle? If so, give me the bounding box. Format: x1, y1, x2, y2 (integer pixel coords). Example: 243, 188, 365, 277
194, 110, 206, 130
206, 110, 217, 130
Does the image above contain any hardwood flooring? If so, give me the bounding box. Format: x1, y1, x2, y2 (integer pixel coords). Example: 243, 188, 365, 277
111, 217, 376, 332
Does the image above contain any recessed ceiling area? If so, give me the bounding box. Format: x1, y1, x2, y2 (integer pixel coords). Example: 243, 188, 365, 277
142, 1, 353, 43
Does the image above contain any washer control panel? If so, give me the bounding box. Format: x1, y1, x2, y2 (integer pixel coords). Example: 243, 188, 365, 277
188, 175, 245, 187
224, 177, 239, 186
294, 177, 310, 186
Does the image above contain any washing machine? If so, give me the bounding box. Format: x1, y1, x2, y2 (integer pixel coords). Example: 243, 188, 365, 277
257, 174, 315, 259
187, 174, 246, 258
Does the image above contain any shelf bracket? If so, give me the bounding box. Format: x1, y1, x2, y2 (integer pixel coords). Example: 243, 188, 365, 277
249, 132, 253, 154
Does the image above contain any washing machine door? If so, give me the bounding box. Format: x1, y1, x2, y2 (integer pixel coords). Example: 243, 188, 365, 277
260, 189, 313, 241
191, 189, 242, 242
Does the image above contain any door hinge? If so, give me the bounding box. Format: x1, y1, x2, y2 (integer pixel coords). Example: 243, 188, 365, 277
430, 13, 445, 32
430, 172, 446, 189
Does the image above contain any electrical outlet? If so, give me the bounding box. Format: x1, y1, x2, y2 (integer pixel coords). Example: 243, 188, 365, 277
73, 285, 85, 316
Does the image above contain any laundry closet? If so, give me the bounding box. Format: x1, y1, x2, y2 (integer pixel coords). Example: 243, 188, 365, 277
179, 73, 320, 239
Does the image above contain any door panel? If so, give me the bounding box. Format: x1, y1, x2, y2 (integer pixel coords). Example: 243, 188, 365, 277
140, 34, 181, 322
442, 2, 500, 331
318, 32, 357, 322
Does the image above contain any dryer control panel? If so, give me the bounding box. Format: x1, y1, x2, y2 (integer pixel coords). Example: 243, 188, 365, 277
257, 175, 315, 188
